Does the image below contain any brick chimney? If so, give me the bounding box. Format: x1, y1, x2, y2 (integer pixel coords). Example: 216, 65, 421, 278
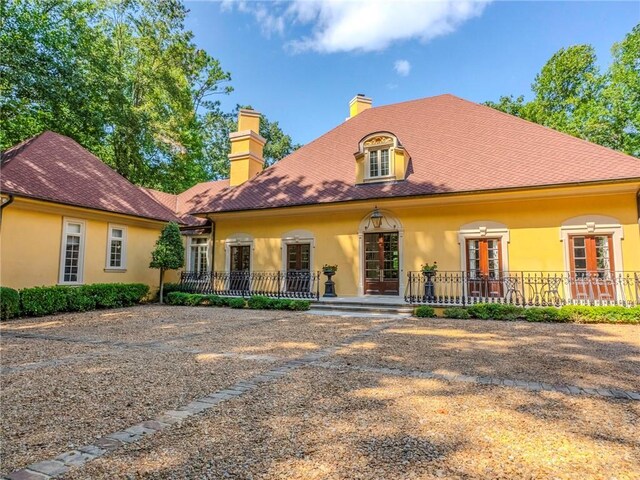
229, 109, 266, 187
349, 94, 372, 118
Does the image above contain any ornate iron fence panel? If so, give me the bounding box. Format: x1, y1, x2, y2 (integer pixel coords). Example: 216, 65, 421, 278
179, 271, 321, 300
405, 271, 640, 307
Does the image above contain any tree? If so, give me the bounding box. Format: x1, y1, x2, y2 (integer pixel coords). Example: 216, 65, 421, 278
149, 222, 184, 303
483, 25, 640, 158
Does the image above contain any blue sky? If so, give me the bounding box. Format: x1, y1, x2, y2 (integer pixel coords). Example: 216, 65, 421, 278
185, 1, 639, 144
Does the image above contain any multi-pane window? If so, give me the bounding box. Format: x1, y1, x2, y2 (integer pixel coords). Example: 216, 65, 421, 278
189, 237, 209, 274
467, 238, 501, 279
570, 235, 613, 279
107, 226, 126, 268
368, 148, 391, 179
61, 220, 84, 283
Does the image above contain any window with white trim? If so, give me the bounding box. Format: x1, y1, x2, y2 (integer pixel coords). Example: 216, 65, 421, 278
107, 225, 127, 269
60, 219, 85, 284
368, 147, 391, 179
189, 237, 209, 274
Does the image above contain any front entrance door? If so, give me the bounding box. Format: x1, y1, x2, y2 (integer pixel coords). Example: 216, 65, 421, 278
286, 243, 311, 292
364, 232, 399, 295
229, 245, 250, 292
466, 238, 503, 298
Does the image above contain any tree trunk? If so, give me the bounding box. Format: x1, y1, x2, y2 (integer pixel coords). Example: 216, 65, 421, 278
159, 268, 165, 304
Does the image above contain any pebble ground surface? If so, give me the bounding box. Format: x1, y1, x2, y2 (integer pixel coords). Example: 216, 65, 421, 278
1, 305, 638, 479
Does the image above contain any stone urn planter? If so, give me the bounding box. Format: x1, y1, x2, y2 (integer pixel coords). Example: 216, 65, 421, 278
323, 265, 337, 297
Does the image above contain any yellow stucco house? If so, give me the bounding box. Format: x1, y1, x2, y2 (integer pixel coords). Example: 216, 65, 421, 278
2, 94, 640, 306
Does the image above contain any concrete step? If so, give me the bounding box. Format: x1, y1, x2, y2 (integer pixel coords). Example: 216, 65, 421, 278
307, 309, 412, 318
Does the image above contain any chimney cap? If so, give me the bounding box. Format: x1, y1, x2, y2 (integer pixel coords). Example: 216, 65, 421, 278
357, 93, 366, 97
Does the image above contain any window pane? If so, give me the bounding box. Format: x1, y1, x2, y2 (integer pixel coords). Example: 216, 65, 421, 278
64, 235, 80, 282
110, 239, 122, 267
67, 223, 81, 234
369, 151, 379, 177
380, 149, 389, 176
111, 228, 123, 238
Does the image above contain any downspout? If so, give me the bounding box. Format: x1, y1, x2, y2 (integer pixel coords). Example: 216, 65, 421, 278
0, 194, 15, 233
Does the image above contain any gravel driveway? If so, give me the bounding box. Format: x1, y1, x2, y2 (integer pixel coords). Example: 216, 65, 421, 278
1, 306, 638, 479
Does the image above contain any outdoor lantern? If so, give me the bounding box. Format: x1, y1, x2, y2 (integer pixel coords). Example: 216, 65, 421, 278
371, 206, 383, 229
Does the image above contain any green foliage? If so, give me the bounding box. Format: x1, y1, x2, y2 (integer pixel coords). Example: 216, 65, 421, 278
150, 223, 185, 271
228, 297, 246, 309
166, 293, 310, 311
247, 295, 272, 310
414, 306, 436, 318
484, 26, 639, 158
559, 305, 640, 324
0, 287, 20, 320
20, 286, 69, 317
443, 307, 470, 319
524, 307, 567, 323
467, 303, 524, 321
65, 287, 97, 312
18, 283, 148, 317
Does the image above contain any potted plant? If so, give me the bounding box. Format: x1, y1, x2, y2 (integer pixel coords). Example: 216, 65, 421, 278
322, 264, 338, 297
421, 262, 438, 299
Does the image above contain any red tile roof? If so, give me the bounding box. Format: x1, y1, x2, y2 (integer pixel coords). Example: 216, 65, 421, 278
191, 94, 640, 214
1, 131, 181, 222
143, 180, 229, 226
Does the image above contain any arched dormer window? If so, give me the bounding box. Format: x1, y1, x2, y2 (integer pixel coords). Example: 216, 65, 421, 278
355, 132, 408, 184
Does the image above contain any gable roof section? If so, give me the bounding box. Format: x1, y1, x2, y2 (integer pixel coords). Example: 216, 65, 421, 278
191, 94, 640, 214
1, 131, 181, 222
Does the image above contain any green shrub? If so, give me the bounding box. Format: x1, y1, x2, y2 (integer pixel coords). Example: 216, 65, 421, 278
65, 287, 97, 312
82, 283, 149, 308
166, 292, 190, 305
0, 286, 20, 320
467, 303, 524, 321
228, 297, 246, 309
443, 307, 470, 319
289, 299, 310, 311
524, 307, 566, 323
119, 284, 149, 306
20, 286, 69, 316
414, 305, 436, 318
161, 283, 185, 302
559, 305, 640, 324
247, 295, 272, 310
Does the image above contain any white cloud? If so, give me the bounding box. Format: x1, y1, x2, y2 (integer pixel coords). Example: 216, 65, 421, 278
222, 0, 492, 53
394, 59, 411, 76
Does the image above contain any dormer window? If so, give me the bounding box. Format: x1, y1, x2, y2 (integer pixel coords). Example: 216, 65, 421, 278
355, 132, 408, 184
369, 148, 390, 178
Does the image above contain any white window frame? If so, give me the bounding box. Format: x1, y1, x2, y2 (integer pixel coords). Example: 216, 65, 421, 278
458, 221, 510, 273
105, 224, 127, 271
365, 146, 394, 181
559, 215, 624, 273
187, 236, 210, 274
59, 218, 86, 285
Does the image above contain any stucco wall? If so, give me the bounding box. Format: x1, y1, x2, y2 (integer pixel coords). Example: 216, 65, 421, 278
211, 187, 640, 297
0, 198, 180, 290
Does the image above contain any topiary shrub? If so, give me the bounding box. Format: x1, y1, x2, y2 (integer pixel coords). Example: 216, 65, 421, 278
119, 284, 150, 306
83, 284, 121, 308
414, 305, 436, 318
247, 295, 272, 310
20, 286, 69, 317
0, 286, 20, 320
228, 297, 246, 309
443, 307, 470, 319
161, 283, 185, 302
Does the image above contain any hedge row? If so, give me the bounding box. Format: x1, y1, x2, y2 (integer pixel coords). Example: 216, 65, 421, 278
166, 292, 310, 311
0, 283, 150, 319
413, 303, 640, 324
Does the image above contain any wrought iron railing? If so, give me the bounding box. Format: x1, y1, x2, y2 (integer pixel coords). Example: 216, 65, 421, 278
405, 271, 640, 307
179, 270, 321, 300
